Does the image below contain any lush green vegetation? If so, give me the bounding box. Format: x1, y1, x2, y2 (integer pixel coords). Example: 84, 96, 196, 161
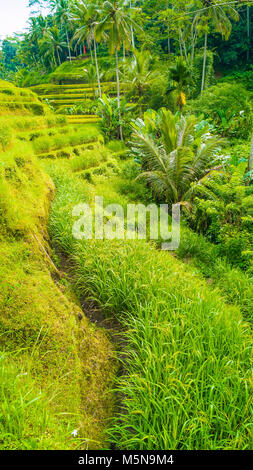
0, 79, 116, 450
0, 0, 252, 452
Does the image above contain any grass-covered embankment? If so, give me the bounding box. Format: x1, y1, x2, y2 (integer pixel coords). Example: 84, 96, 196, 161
0, 79, 116, 450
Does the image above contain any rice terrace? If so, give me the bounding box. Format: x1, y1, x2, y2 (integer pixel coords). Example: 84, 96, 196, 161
0, 0, 252, 459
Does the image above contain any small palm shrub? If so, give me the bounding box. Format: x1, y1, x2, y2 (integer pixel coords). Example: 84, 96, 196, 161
131, 108, 224, 204
125, 49, 158, 114
167, 56, 193, 111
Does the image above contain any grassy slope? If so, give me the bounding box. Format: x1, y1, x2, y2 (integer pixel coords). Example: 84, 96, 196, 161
0, 80, 116, 450
43, 142, 253, 450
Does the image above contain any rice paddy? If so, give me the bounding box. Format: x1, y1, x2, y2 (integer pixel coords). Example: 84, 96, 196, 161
0, 65, 252, 452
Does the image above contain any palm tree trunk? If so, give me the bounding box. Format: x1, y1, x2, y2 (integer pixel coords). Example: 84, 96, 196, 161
248, 132, 253, 172
66, 29, 72, 64
247, 6, 250, 61
131, 26, 135, 50
191, 24, 197, 64
115, 46, 123, 141
130, 1, 135, 50
179, 28, 187, 61
93, 35, 102, 98
90, 45, 94, 64
201, 31, 208, 93
56, 47, 61, 66
179, 36, 183, 57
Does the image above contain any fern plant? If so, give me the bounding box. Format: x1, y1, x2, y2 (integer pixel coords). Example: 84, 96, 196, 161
189, 162, 253, 270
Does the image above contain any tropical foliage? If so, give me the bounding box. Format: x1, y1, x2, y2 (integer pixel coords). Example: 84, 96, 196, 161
0, 0, 253, 454
189, 161, 253, 270
131, 108, 224, 203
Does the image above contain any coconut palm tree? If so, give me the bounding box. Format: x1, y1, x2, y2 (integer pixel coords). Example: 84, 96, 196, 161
131, 108, 225, 204
129, 0, 135, 49
40, 25, 67, 66
195, 0, 239, 92
96, 0, 138, 140
27, 15, 49, 43
71, 0, 102, 98
27, 16, 49, 66
51, 0, 73, 64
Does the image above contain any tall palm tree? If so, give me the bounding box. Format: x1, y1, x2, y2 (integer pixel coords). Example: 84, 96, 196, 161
27, 16, 49, 66
27, 15, 49, 43
96, 0, 138, 140
131, 108, 224, 204
51, 0, 73, 64
247, 4, 251, 61
40, 25, 67, 66
71, 0, 102, 98
195, 0, 239, 93
130, 0, 135, 49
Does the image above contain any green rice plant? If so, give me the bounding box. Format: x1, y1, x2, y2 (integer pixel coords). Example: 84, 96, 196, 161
0, 351, 79, 450
33, 136, 51, 154
74, 240, 253, 450
0, 123, 12, 152
47, 160, 253, 451
70, 146, 108, 172
0, 102, 45, 116
42, 94, 88, 101
49, 99, 85, 106
32, 125, 100, 155
0, 141, 116, 451
0, 115, 66, 132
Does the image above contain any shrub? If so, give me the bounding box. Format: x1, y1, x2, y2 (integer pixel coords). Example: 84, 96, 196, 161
188, 162, 253, 270
131, 108, 225, 204
97, 94, 134, 142
187, 83, 253, 139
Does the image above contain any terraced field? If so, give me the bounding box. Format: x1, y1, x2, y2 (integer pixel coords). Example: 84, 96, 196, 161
0, 80, 46, 116
0, 79, 116, 450
28, 59, 127, 116
29, 83, 97, 113
1, 77, 252, 450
